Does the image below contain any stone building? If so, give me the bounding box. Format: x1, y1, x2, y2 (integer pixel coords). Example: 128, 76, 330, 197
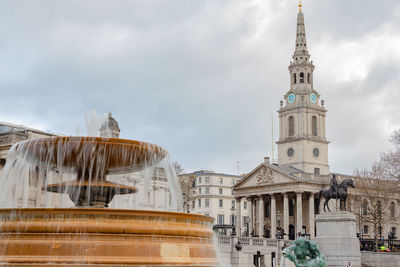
179, 170, 247, 234
0, 121, 58, 171
232, 3, 400, 245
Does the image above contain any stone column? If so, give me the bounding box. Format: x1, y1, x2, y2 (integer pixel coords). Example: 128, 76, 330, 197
283, 193, 289, 240
296, 192, 303, 237
252, 199, 256, 236
247, 197, 253, 236
236, 198, 242, 236
309, 193, 315, 238
258, 195, 264, 237
271, 194, 276, 239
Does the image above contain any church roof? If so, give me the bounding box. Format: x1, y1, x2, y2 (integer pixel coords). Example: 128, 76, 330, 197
233, 160, 330, 192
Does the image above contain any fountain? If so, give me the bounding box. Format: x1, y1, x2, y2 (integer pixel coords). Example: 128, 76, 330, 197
0, 136, 218, 265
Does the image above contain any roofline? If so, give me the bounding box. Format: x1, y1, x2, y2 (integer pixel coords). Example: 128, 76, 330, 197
0, 121, 61, 136
180, 171, 242, 178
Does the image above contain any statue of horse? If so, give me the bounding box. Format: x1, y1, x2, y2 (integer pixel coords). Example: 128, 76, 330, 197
317, 178, 355, 212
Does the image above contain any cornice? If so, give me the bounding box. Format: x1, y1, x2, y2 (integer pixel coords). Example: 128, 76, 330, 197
276, 137, 330, 144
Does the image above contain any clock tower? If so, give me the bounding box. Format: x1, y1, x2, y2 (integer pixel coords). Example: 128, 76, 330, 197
276, 2, 330, 175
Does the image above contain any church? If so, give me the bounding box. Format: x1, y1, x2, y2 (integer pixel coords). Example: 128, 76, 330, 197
232, 2, 399, 243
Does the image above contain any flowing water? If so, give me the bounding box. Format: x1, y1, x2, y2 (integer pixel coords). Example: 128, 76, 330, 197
0, 113, 183, 211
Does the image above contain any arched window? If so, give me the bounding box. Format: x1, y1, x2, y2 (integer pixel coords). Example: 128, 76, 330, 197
293, 73, 297, 84
312, 116, 318, 136
307, 73, 310, 83
391, 202, 395, 218
289, 200, 294, 216
300, 72, 304, 83
288, 116, 294, 136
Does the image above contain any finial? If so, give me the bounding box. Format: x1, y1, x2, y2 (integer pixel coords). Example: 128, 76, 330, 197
299, 0, 302, 11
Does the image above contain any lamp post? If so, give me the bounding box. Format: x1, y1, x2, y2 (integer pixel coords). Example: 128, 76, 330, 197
276, 210, 282, 239
231, 204, 236, 236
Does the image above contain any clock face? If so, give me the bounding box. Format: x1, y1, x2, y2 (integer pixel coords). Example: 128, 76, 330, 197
288, 93, 296, 104
309, 93, 317, 104
313, 148, 320, 157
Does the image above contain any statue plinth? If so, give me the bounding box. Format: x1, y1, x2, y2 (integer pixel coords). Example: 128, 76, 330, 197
315, 212, 361, 267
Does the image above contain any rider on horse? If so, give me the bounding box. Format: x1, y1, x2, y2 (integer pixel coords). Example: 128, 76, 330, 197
330, 174, 339, 198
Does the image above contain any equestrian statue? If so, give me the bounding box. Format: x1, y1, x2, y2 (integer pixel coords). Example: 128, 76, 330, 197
317, 174, 355, 212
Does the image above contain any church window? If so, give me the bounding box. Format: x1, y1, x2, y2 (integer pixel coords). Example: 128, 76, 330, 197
264, 201, 270, 218
287, 148, 294, 158
288, 116, 294, 136
312, 116, 318, 136
293, 73, 297, 84
289, 200, 294, 216
307, 73, 310, 83
314, 198, 320, 214
391, 202, 395, 218
243, 201, 247, 209
300, 72, 304, 83
314, 168, 320, 175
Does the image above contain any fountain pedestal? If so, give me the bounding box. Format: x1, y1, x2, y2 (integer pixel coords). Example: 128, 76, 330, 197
315, 212, 361, 267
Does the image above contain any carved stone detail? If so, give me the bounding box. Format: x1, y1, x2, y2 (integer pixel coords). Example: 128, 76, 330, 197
257, 166, 274, 185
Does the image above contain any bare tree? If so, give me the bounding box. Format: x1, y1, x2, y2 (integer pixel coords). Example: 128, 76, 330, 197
380, 129, 400, 181
353, 163, 399, 251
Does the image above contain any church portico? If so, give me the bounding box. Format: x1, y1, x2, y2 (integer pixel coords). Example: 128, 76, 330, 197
235, 181, 321, 240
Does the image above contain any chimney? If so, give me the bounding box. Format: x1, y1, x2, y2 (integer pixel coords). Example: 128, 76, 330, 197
264, 157, 270, 164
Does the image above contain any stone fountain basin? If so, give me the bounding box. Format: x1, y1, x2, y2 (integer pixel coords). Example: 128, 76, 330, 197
0, 208, 217, 266
15, 137, 167, 175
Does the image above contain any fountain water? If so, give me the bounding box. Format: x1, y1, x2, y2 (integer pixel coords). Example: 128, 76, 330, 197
0, 135, 217, 265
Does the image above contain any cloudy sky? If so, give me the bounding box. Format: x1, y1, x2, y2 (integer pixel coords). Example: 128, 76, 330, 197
1, 0, 400, 175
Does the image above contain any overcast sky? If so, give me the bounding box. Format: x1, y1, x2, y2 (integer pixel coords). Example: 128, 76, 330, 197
1, 0, 400, 175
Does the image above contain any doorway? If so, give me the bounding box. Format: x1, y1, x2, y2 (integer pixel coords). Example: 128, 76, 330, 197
289, 224, 295, 240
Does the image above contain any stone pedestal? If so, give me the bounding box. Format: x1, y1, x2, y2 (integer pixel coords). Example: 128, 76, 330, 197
315, 212, 361, 267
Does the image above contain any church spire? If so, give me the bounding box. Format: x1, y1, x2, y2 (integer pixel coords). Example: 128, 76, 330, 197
293, 0, 309, 60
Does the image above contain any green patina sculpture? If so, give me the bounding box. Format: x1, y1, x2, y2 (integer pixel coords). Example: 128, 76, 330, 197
283, 237, 327, 267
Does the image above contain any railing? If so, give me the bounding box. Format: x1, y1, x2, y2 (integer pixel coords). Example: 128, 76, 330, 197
217, 235, 278, 247
217, 235, 231, 245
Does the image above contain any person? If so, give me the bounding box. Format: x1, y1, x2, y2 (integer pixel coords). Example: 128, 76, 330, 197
330, 174, 339, 198
346, 262, 352, 267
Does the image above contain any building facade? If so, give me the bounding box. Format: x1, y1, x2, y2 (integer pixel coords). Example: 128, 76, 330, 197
179, 170, 247, 234
0, 122, 58, 171
233, 3, 400, 248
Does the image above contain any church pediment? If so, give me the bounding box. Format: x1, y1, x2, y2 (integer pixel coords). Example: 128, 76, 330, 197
234, 163, 298, 190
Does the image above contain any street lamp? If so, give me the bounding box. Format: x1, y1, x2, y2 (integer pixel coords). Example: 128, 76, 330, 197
276, 210, 283, 239
231, 204, 236, 236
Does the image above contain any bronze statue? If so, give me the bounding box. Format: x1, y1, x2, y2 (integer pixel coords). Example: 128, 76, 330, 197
283, 237, 327, 267
317, 175, 355, 212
